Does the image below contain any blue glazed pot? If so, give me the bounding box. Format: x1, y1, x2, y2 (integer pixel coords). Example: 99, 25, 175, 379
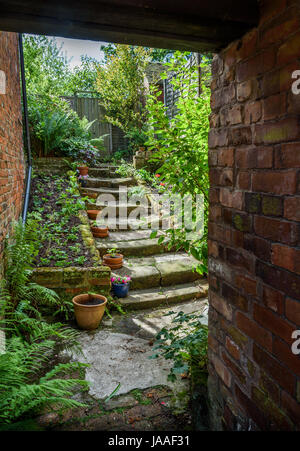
112, 282, 130, 298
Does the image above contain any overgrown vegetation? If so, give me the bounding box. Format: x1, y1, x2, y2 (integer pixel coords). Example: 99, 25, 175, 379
0, 220, 89, 425
96, 44, 151, 153
23, 35, 103, 160
150, 311, 208, 385
145, 53, 210, 274
0, 336, 88, 424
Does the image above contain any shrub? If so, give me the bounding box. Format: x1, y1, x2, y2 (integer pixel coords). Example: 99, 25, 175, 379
145, 52, 211, 274
28, 93, 95, 158
150, 311, 208, 385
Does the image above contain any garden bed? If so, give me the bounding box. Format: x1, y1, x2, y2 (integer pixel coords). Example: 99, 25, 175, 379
29, 172, 95, 268
29, 169, 111, 299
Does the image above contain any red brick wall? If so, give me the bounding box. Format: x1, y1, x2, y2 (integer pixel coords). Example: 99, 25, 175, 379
208, 0, 300, 430
0, 31, 25, 267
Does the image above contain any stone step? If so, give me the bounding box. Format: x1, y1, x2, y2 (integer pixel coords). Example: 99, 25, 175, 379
82, 186, 124, 200
99, 229, 160, 242
88, 167, 119, 178
97, 236, 166, 257
118, 281, 208, 310
95, 201, 152, 215
91, 215, 161, 230
86, 177, 135, 188
85, 201, 152, 215
110, 253, 201, 289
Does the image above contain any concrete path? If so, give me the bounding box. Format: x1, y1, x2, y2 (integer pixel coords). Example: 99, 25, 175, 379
73, 298, 208, 400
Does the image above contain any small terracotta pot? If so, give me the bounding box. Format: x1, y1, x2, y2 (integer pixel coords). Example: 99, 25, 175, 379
103, 253, 123, 269
78, 166, 88, 176
72, 293, 107, 330
91, 226, 109, 238
87, 209, 102, 220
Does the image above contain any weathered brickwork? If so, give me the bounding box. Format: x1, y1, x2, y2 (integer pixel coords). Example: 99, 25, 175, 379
208, 0, 300, 430
0, 31, 25, 267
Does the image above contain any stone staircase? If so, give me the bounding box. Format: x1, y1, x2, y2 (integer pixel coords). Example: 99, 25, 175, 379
83, 164, 208, 310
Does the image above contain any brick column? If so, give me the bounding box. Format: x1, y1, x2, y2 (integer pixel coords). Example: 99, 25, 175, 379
208, 0, 300, 430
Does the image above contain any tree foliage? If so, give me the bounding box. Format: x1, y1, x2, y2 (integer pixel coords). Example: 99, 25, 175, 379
96, 44, 151, 133
23, 35, 70, 96
146, 52, 211, 273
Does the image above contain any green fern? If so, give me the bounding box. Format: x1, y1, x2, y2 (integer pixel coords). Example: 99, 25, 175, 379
0, 336, 89, 424
0, 218, 66, 337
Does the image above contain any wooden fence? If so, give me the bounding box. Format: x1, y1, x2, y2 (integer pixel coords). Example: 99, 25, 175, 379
62, 95, 127, 155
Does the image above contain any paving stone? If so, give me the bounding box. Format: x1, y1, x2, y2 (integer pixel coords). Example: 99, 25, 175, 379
120, 283, 207, 310
86, 177, 135, 188
71, 330, 188, 399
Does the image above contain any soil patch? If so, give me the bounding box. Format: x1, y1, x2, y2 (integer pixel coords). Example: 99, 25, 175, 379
29, 173, 94, 268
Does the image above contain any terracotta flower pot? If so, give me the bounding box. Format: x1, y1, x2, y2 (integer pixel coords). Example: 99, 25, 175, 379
72, 293, 107, 330
103, 253, 123, 269
91, 225, 109, 238
78, 166, 88, 176
87, 209, 102, 220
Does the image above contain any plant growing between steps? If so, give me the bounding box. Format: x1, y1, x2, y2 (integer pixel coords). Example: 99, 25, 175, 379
150, 311, 208, 384
128, 185, 147, 199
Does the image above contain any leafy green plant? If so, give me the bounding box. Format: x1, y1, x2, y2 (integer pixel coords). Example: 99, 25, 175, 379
0, 219, 58, 314
0, 335, 89, 424
150, 311, 208, 384
0, 219, 80, 337
107, 248, 121, 257
96, 44, 151, 134
115, 162, 136, 178
90, 134, 109, 151
125, 126, 149, 153
128, 186, 147, 199
145, 52, 211, 274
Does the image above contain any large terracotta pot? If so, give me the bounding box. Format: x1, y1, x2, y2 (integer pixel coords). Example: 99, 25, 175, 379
103, 253, 123, 269
78, 166, 88, 176
91, 225, 109, 238
72, 293, 107, 330
87, 209, 102, 220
